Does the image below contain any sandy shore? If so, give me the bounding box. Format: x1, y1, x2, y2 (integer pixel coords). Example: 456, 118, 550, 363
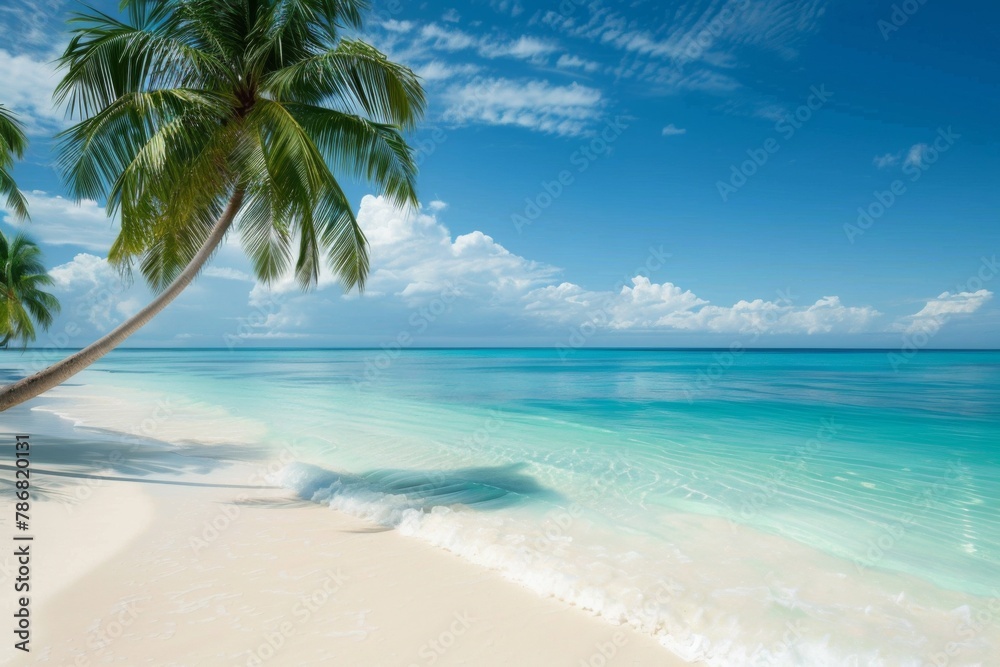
1, 424, 681, 666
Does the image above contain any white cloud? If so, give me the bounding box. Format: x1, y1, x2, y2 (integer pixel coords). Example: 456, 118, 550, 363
245, 195, 888, 341
48, 253, 145, 332
873, 152, 900, 169
0, 48, 63, 134
0, 1, 66, 50
358, 196, 560, 301
414, 60, 480, 81
416, 23, 558, 63
662, 123, 687, 136
556, 54, 601, 73
539, 0, 826, 98
2, 190, 118, 251
525, 279, 879, 335
203, 267, 254, 282
420, 23, 477, 51
382, 19, 414, 33
491, 0, 524, 17
897, 290, 993, 334
904, 143, 929, 168
443, 78, 603, 137
479, 36, 559, 62
441, 8, 461, 23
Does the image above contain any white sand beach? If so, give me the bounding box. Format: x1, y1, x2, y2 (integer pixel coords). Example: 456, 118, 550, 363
8, 451, 679, 666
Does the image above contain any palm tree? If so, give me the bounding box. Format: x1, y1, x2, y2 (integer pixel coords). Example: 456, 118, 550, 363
0, 105, 29, 220
0, 233, 60, 348
0, 0, 424, 410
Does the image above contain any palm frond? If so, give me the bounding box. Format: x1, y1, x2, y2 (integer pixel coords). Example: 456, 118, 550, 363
264, 39, 425, 129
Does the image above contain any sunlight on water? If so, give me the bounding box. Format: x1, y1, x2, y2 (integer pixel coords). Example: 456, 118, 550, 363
18, 349, 1000, 665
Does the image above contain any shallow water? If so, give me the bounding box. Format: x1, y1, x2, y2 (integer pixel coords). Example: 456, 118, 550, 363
8, 348, 1000, 665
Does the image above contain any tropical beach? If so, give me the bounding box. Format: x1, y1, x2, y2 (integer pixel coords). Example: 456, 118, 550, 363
3, 398, 676, 666
2, 349, 999, 665
1, 0, 998, 665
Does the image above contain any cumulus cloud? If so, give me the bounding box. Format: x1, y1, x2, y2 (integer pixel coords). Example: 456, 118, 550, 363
2, 190, 118, 251
896, 290, 993, 334
525, 278, 879, 335
48, 254, 145, 332
244, 196, 889, 340
443, 78, 603, 136
0, 48, 64, 134
662, 124, 687, 136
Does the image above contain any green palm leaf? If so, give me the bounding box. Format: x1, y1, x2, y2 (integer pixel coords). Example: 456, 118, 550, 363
0, 105, 29, 221
0, 233, 61, 349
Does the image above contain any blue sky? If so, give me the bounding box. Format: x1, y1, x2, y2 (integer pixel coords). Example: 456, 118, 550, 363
1, 0, 998, 348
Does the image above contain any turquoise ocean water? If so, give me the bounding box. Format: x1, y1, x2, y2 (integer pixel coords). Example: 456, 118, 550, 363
4, 349, 999, 664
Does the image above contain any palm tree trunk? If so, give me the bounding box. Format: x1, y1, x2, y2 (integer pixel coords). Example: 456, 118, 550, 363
0, 188, 246, 412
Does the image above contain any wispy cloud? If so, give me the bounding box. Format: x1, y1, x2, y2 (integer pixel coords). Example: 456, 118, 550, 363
538, 0, 827, 99
417, 23, 559, 63
443, 78, 603, 137
491, 0, 524, 18
203, 267, 255, 282
873, 152, 900, 169
556, 54, 601, 73
662, 123, 687, 136
419, 23, 478, 51
479, 36, 559, 62
414, 60, 480, 81
382, 19, 414, 33
0, 0, 66, 50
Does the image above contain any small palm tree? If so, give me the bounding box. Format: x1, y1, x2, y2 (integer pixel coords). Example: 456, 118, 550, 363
0, 233, 60, 348
0, 105, 29, 220
0, 0, 424, 410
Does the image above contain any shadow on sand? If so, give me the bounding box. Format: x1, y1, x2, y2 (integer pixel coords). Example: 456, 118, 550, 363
0, 431, 277, 503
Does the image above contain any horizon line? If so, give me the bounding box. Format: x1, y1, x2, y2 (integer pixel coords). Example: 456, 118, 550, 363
5, 347, 1000, 353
